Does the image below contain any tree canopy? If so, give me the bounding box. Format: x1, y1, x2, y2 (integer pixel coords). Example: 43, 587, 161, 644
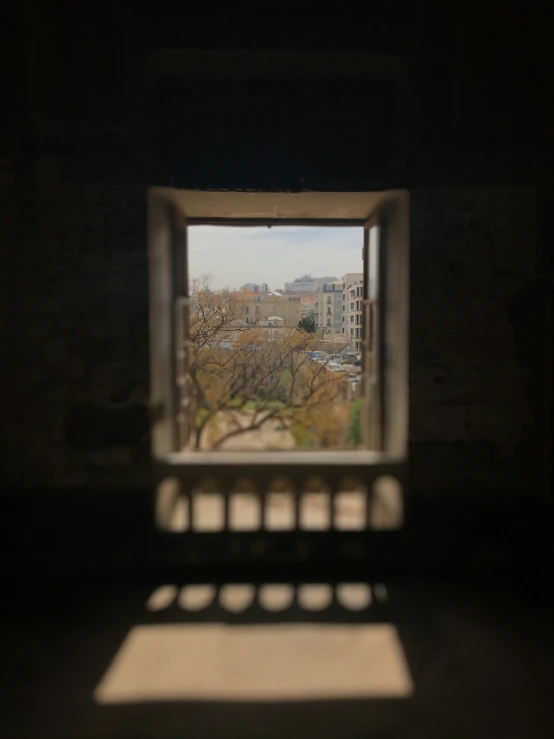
298, 315, 316, 333
186, 284, 349, 449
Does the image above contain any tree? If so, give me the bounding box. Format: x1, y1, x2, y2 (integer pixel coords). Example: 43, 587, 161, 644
298, 315, 316, 333
186, 284, 346, 449
346, 397, 362, 447
290, 398, 351, 448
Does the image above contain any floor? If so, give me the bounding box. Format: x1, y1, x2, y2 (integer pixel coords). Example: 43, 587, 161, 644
2, 577, 554, 738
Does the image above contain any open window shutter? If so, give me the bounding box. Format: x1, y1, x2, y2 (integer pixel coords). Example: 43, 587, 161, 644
362, 218, 384, 450
379, 195, 410, 458
174, 218, 190, 451
148, 192, 187, 458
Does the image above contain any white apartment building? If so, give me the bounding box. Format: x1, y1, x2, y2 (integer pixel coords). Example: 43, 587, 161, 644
315, 279, 343, 333
342, 272, 363, 351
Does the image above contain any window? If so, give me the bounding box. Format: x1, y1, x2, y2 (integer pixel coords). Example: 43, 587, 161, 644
327, 296, 332, 304
350, 316, 354, 322
245, 306, 249, 314
327, 318, 331, 327
327, 308, 331, 315
351, 302, 354, 309
148, 188, 409, 533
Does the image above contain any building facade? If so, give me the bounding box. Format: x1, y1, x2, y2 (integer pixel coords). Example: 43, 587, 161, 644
242, 294, 302, 326
241, 283, 269, 294
315, 279, 343, 333
342, 273, 364, 351
284, 275, 315, 292
301, 295, 315, 318
285, 275, 338, 293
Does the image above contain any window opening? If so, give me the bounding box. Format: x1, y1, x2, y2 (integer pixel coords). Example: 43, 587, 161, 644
148, 189, 409, 533
187, 226, 363, 452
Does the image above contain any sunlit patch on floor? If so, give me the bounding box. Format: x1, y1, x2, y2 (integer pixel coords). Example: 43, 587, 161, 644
219, 584, 256, 613
336, 583, 372, 611
145, 585, 178, 612
94, 623, 413, 703
258, 584, 295, 611
297, 584, 333, 611
178, 584, 216, 611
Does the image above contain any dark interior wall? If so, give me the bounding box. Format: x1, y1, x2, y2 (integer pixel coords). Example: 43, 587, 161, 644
0, 180, 544, 500
410, 187, 545, 497
0, 181, 150, 486
1, 3, 552, 517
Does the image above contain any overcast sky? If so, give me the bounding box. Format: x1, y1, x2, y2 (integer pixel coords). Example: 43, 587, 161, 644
188, 226, 363, 290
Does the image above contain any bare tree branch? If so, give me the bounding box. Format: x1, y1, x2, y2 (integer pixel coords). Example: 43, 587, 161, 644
186, 284, 348, 449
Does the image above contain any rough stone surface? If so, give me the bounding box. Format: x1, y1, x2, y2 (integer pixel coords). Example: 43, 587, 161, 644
0, 167, 548, 497
409, 187, 544, 496
0, 179, 149, 487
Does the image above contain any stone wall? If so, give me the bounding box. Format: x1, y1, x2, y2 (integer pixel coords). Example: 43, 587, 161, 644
410, 187, 545, 496
0, 173, 151, 486
1, 167, 548, 498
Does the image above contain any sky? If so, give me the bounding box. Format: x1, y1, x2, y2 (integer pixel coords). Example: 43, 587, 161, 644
188, 226, 363, 290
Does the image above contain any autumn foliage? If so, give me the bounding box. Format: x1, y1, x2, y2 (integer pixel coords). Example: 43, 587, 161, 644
187, 284, 351, 449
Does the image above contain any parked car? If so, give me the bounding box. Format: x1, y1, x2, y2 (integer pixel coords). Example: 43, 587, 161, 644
349, 372, 360, 382
309, 351, 327, 362
353, 359, 361, 367
342, 353, 358, 364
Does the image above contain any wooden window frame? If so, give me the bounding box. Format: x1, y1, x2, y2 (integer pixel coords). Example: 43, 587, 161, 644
148, 189, 409, 531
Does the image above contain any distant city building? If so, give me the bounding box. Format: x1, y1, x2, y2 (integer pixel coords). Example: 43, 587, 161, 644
241, 294, 302, 326
342, 273, 364, 351
300, 295, 315, 318
284, 275, 338, 293
315, 279, 343, 333
284, 275, 315, 292
241, 282, 269, 294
